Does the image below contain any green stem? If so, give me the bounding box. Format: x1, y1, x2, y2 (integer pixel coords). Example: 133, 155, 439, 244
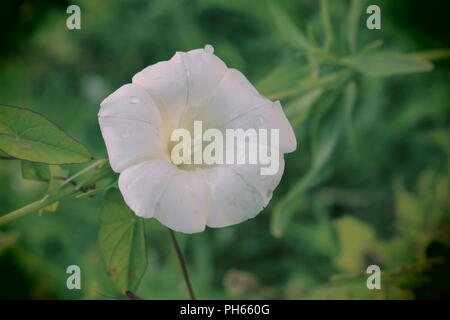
0, 158, 112, 227
268, 68, 353, 101
0, 186, 77, 226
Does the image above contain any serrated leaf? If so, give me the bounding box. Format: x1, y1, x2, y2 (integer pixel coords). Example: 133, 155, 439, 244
99, 189, 147, 294
21, 161, 50, 181
346, 51, 433, 77
0, 105, 93, 164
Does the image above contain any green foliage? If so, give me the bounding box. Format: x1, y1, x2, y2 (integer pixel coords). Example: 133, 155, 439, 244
268, 2, 311, 52
98, 189, 147, 294
38, 165, 69, 214
333, 216, 382, 273
346, 51, 434, 77
0, 149, 11, 157
256, 65, 312, 100
346, 0, 363, 53
0, 105, 92, 164
21, 161, 50, 182
342, 81, 357, 146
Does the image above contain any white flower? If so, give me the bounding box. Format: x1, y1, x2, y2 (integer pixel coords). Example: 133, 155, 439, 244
98, 45, 297, 234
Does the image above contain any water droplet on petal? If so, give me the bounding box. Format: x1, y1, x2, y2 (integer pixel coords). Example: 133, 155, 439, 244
204, 44, 214, 54
121, 129, 131, 138
129, 96, 140, 104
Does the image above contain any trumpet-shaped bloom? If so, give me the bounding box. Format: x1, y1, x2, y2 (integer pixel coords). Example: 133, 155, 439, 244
99, 45, 297, 233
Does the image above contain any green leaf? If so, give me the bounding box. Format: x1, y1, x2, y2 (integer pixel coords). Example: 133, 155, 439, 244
346, 0, 362, 53
263, 69, 352, 101
412, 48, 450, 62
360, 39, 383, 54
21, 161, 50, 181
346, 51, 433, 77
320, 0, 333, 50
285, 89, 323, 127
271, 188, 308, 238
0, 149, 11, 157
333, 216, 383, 273
268, 2, 311, 52
0, 105, 93, 164
271, 90, 342, 237
20, 160, 67, 213
256, 64, 311, 98
99, 189, 147, 294
38, 165, 68, 214
309, 90, 342, 171
343, 81, 357, 147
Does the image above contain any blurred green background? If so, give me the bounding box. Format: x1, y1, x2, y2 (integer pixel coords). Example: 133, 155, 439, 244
0, 0, 449, 299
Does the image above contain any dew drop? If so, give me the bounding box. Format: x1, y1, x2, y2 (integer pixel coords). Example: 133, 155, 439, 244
204, 44, 214, 54
121, 129, 131, 138
129, 96, 140, 104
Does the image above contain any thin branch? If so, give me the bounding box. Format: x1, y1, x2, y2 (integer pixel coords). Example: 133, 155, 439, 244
0, 156, 17, 160
169, 229, 196, 300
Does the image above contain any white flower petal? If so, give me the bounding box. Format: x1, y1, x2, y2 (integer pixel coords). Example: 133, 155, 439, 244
199, 68, 263, 127
204, 165, 265, 228
99, 83, 162, 130
118, 160, 176, 218
230, 154, 285, 206
179, 47, 227, 114
98, 122, 165, 174
132, 52, 187, 130
154, 170, 210, 233
99, 84, 166, 173
226, 100, 297, 153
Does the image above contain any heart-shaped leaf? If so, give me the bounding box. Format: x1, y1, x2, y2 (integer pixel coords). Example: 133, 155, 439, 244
99, 189, 147, 294
0, 105, 93, 164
